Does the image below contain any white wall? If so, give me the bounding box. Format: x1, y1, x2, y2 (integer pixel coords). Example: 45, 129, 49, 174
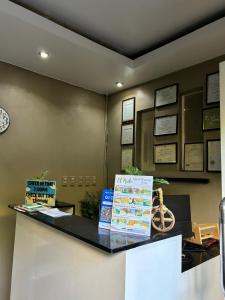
220, 61, 225, 198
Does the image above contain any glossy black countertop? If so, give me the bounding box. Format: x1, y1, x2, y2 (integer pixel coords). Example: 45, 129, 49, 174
9, 205, 181, 254
182, 242, 220, 272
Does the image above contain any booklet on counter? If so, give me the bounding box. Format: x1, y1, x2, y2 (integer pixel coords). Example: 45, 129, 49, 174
14, 204, 72, 218
39, 208, 72, 218
14, 204, 44, 213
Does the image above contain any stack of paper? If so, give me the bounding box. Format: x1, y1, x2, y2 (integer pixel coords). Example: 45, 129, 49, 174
39, 208, 72, 218
14, 204, 44, 212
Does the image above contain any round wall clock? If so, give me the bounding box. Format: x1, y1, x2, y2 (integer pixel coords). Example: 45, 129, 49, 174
0, 107, 10, 134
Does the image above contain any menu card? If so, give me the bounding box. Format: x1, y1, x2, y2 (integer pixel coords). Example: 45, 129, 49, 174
111, 175, 153, 236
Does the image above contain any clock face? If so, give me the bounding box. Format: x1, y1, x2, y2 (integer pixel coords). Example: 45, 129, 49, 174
0, 108, 10, 133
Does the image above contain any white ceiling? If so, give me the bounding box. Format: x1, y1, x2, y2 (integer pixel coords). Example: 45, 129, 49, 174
0, 0, 225, 94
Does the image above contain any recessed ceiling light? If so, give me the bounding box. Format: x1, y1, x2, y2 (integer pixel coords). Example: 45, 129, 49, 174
39, 50, 49, 59
116, 82, 124, 88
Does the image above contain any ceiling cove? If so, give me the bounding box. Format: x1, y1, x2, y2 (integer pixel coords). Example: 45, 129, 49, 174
10, 0, 225, 59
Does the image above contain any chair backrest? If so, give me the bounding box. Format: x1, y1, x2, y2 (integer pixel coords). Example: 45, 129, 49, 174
164, 194, 192, 238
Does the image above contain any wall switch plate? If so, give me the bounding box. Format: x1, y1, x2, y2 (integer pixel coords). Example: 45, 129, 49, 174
77, 176, 83, 187
92, 176, 96, 186
62, 176, 68, 186
85, 176, 90, 186
70, 176, 76, 187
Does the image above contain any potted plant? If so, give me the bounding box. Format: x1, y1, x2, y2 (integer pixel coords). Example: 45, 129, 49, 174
80, 191, 101, 221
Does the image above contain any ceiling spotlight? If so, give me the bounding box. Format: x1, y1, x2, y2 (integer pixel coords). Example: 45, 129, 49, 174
39, 50, 49, 59
116, 82, 124, 88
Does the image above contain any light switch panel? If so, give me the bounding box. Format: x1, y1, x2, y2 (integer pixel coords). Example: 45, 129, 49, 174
92, 176, 96, 186
78, 176, 83, 187
85, 176, 90, 186
70, 176, 76, 187
62, 176, 68, 186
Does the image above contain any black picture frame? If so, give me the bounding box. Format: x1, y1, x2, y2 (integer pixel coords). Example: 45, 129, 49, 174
121, 123, 134, 145
154, 114, 178, 136
184, 143, 204, 172
206, 72, 220, 105
153, 143, 177, 164
202, 107, 220, 131
207, 139, 221, 172
122, 97, 135, 123
121, 146, 134, 172
154, 83, 178, 108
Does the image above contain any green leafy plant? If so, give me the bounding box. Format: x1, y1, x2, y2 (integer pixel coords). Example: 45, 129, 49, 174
80, 191, 101, 221
153, 178, 169, 189
32, 170, 49, 180
125, 165, 169, 189
125, 165, 144, 176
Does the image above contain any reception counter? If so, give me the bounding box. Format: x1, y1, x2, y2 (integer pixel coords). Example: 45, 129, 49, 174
9, 208, 223, 300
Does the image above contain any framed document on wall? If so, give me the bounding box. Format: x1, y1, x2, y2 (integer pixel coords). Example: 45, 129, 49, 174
121, 123, 134, 145
121, 147, 134, 171
154, 114, 177, 136
184, 143, 204, 171
154, 143, 177, 164
203, 107, 220, 131
154, 84, 178, 108
207, 140, 221, 172
122, 97, 135, 123
206, 72, 220, 104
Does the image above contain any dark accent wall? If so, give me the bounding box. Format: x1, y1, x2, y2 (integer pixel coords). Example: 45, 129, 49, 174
107, 55, 225, 224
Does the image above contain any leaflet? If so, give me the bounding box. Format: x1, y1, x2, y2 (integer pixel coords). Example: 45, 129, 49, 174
111, 175, 153, 236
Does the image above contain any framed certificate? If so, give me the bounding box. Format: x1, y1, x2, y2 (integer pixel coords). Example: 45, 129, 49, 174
184, 143, 204, 171
206, 72, 220, 104
121, 146, 134, 171
203, 107, 220, 131
154, 114, 177, 136
121, 123, 134, 145
207, 140, 221, 172
155, 84, 178, 108
122, 97, 135, 123
154, 143, 177, 164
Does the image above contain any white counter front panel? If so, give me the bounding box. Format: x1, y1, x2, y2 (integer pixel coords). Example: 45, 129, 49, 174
10, 213, 223, 300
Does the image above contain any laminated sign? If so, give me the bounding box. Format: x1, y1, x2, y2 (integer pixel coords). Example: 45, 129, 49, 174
99, 189, 114, 229
25, 180, 56, 206
111, 175, 153, 236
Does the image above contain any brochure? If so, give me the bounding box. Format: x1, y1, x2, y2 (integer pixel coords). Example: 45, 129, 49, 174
111, 175, 153, 236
